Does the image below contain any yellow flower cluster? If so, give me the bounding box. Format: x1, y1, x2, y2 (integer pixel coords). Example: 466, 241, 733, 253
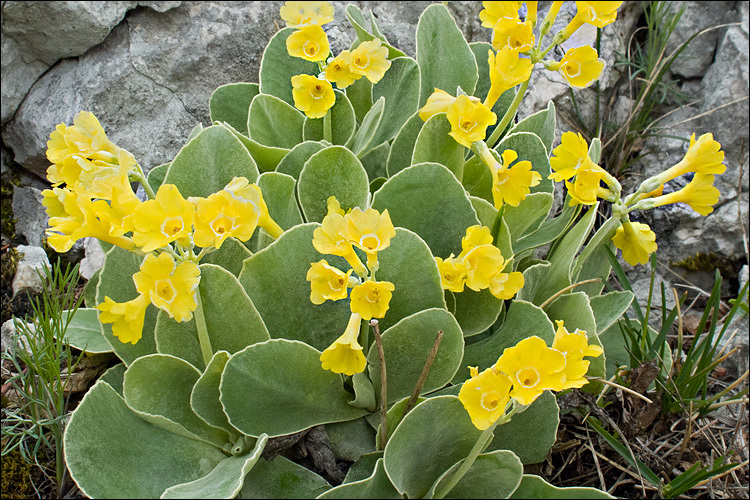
282, 1, 391, 119
487, 148, 541, 208
308, 197, 397, 375
459, 320, 603, 430
435, 225, 524, 300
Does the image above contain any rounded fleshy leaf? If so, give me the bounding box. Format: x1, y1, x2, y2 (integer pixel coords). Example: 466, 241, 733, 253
241, 455, 332, 499
63, 308, 112, 353
360, 142, 390, 180
319, 458, 401, 499
326, 418, 377, 463
247, 93, 305, 149
259, 27, 320, 106
411, 113, 465, 180
275, 140, 328, 180
496, 132, 553, 194
510, 474, 614, 499
386, 112, 423, 177
221, 121, 289, 173
191, 351, 238, 436
303, 90, 356, 146
209, 82, 260, 135
428, 450, 523, 499
508, 101, 557, 154
257, 171, 304, 230
350, 97, 386, 156
200, 237, 253, 277
488, 391, 559, 464
369, 56, 421, 147
99, 363, 125, 395
451, 288, 504, 337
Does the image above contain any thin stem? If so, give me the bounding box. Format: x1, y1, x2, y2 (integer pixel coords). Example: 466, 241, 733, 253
193, 287, 213, 367
487, 79, 530, 149
402, 330, 443, 419
133, 166, 156, 200
433, 421, 498, 499
538, 278, 602, 309
371, 319, 388, 450
323, 108, 332, 143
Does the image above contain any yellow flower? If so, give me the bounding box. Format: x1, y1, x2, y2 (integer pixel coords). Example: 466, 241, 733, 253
131, 184, 195, 253
222, 177, 282, 238
551, 320, 603, 390
458, 225, 494, 258
650, 174, 720, 216
280, 1, 334, 27
558, 1, 623, 41
458, 365, 513, 430
320, 313, 366, 376
549, 132, 597, 182
446, 94, 497, 148
46, 111, 118, 166
463, 244, 506, 291
435, 254, 468, 293
190, 191, 260, 249
611, 220, 657, 266
549, 46, 605, 88
564, 168, 609, 206
346, 206, 397, 273
485, 47, 533, 109
491, 149, 541, 208
312, 198, 368, 277
419, 89, 483, 122
655, 133, 726, 184
488, 270, 524, 300
349, 280, 395, 320
97, 293, 150, 345
479, 1, 522, 29
492, 18, 535, 53
286, 24, 330, 62
291, 74, 336, 119
349, 39, 391, 84
307, 260, 353, 304
91, 186, 141, 238
325, 50, 361, 89
526, 1, 538, 24
494, 336, 566, 406
133, 252, 200, 322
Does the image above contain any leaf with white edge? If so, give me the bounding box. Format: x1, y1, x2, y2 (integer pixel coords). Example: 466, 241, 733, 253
452, 288, 504, 337
62, 308, 112, 353
319, 458, 400, 499
99, 363, 125, 395
209, 82, 260, 135
247, 93, 304, 149
345, 75, 373, 123
374, 396, 426, 449
455, 300, 555, 383
503, 192, 554, 242
123, 354, 229, 446
344, 4, 406, 59
96, 246, 157, 366
276, 140, 328, 180
344, 452, 384, 484
200, 237, 253, 277
416, 3, 478, 106
258, 171, 303, 230
238, 224, 351, 351
462, 154, 494, 203
147, 162, 170, 192
383, 395, 483, 499
510, 474, 614, 499
508, 101, 557, 154
350, 96, 385, 156
240, 456, 332, 499
515, 261, 551, 302
496, 132, 554, 194
428, 450, 523, 499
187, 123, 203, 142
488, 391, 559, 464
360, 141, 390, 180
589, 291, 635, 335
64, 381, 226, 499
303, 90, 356, 146
513, 203, 580, 255
572, 216, 622, 296
259, 27, 320, 106
326, 418, 377, 463
386, 112, 423, 177
163, 125, 259, 198
221, 339, 367, 437
161, 435, 268, 499
350, 372, 376, 411
221, 121, 289, 173
371, 162, 480, 259
368, 308, 463, 404
191, 351, 239, 436
155, 311, 202, 369
588, 137, 602, 164
370, 57, 421, 147
297, 146, 370, 223
411, 113, 465, 179
470, 41, 516, 114
470, 195, 497, 229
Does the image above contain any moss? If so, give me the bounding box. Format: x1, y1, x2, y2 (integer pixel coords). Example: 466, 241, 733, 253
1, 170, 21, 240
671, 252, 736, 278
1, 246, 19, 322
0, 450, 34, 499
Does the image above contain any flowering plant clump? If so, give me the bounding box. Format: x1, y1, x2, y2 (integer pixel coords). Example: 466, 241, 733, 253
55, 2, 729, 499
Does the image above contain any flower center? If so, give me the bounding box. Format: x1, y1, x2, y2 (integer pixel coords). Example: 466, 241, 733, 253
366, 287, 381, 303
310, 83, 325, 99
516, 367, 540, 388
564, 61, 581, 78
360, 233, 380, 251
481, 391, 503, 411
210, 216, 235, 237
459, 117, 476, 132
353, 55, 369, 70
155, 279, 176, 304
161, 217, 184, 237
303, 41, 319, 58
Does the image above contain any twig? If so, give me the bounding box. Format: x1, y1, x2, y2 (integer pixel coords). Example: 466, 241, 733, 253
588, 377, 653, 404
539, 279, 602, 309
370, 319, 388, 450
586, 426, 607, 492
402, 330, 443, 419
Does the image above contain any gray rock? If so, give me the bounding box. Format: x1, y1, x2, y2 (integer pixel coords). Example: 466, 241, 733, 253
1, 318, 34, 356
0, 34, 51, 126
716, 265, 749, 379
79, 238, 106, 281
12, 245, 50, 297
11, 185, 48, 246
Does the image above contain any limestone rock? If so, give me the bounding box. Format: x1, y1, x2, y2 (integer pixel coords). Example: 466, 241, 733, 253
79, 238, 106, 281
12, 245, 50, 297
1, 318, 34, 356
11, 186, 48, 247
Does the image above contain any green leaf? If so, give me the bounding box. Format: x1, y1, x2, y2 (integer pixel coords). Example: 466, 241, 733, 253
370, 57, 421, 146
345, 75, 373, 123
373, 396, 426, 448
200, 237, 253, 277
383, 395, 482, 499
209, 82, 260, 136
147, 163, 170, 193
371, 162, 480, 259
495, 132, 554, 194
344, 452, 384, 484
240, 456, 331, 499
488, 391, 559, 464
588, 137, 602, 164
462, 154, 494, 203
326, 417, 377, 463
350, 371, 376, 412
386, 112, 423, 177
470, 196, 497, 229
359, 141, 390, 180
297, 146, 370, 222
162, 435, 268, 499
368, 308, 463, 404
163, 124, 259, 198
428, 450, 523, 499
350, 96, 385, 156
456, 300, 554, 383
220, 339, 367, 437
515, 261, 551, 302
513, 204, 580, 255
319, 458, 400, 499
247, 93, 305, 149
470, 41, 516, 111
502, 192, 554, 243
257, 171, 303, 230
64, 381, 226, 499
63, 308, 112, 354
416, 3, 478, 106
589, 291, 635, 335
508, 101, 557, 154
221, 121, 289, 173
411, 113, 465, 179
303, 90, 356, 146
96, 246, 157, 366
510, 474, 614, 499
275, 140, 328, 180
187, 123, 203, 142
238, 224, 351, 351
451, 288, 504, 337
190, 351, 238, 437
259, 27, 319, 106
99, 363, 125, 395
344, 5, 406, 59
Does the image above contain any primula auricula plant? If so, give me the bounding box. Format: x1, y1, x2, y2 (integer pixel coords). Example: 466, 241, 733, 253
53, 2, 727, 499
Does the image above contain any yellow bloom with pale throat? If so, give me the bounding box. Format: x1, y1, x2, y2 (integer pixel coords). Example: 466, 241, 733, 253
46, 111, 118, 166
345, 206, 396, 273
222, 177, 282, 238
551, 320, 603, 390
191, 191, 260, 249
611, 220, 657, 266
492, 18, 534, 53
491, 149, 541, 208
446, 94, 497, 148
349, 39, 391, 84
291, 74, 336, 119
287, 24, 330, 62
313, 197, 368, 277
479, 1, 522, 29
280, 1, 334, 27
549, 46, 605, 88
320, 313, 366, 376
558, 1, 623, 41
97, 293, 150, 345
494, 335, 566, 406
459, 225, 494, 258
325, 50, 361, 89
349, 280, 395, 320
419, 89, 482, 122
307, 260, 353, 304
458, 365, 513, 430
133, 252, 200, 323
131, 184, 195, 253
650, 173, 720, 216
435, 254, 468, 293
655, 133, 726, 185
462, 244, 506, 292
485, 47, 533, 109
488, 270, 524, 300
